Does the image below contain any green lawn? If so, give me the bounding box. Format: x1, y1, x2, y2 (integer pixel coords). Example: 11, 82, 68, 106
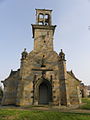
80, 98, 90, 110
0, 98, 90, 120
0, 109, 90, 120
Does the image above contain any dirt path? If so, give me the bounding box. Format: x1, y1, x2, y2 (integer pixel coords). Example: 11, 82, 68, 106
0, 105, 90, 114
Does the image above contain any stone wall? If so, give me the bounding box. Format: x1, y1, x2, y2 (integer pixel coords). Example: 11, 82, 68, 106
16, 50, 61, 106
2, 70, 19, 105
67, 72, 81, 105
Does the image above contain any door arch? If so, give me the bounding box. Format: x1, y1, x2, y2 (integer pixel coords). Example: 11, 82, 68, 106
38, 80, 52, 105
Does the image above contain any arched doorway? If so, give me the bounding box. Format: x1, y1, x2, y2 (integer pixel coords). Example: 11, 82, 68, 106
38, 81, 52, 105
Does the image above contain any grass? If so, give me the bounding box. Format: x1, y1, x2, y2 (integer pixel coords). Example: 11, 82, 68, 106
80, 98, 90, 110
0, 109, 90, 120
0, 98, 90, 120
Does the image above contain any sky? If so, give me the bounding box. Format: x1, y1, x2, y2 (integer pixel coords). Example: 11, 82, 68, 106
0, 0, 90, 86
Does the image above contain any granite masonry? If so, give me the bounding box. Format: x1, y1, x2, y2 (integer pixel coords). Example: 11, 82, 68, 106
1, 9, 81, 106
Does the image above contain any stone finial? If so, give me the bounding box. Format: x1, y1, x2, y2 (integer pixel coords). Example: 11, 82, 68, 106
24, 48, 26, 51
59, 49, 65, 61
61, 49, 63, 52
21, 48, 28, 60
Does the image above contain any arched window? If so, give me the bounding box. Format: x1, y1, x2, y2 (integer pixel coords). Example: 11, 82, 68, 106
38, 13, 44, 25
45, 14, 49, 19
45, 14, 50, 25
39, 13, 44, 19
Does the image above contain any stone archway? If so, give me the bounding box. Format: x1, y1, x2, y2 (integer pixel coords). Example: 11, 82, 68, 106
39, 82, 49, 104
35, 78, 52, 105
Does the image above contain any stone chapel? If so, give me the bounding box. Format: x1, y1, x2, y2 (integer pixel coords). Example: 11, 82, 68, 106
1, 9, 81, 106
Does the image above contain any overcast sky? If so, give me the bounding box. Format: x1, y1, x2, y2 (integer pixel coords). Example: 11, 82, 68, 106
0, 0, 90, 85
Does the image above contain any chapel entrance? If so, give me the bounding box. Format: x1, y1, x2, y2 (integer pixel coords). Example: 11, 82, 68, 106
38, 81, 52, 105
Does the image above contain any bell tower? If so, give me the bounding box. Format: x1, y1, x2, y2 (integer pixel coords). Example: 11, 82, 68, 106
36, 9, 52, 25
32, 9, 56, 51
